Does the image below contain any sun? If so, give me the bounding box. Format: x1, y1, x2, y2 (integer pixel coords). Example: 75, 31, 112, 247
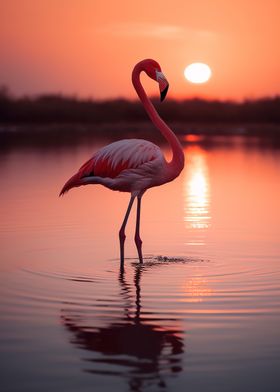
184, 63, 212, 84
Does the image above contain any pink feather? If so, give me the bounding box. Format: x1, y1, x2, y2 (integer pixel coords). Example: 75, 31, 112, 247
60, 139, 160, 195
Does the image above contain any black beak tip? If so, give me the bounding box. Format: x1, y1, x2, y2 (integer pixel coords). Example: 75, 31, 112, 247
160, 85, 169, 102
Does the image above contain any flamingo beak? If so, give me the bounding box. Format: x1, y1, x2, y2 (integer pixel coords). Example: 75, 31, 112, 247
156, 70, 169, 102
160, 84, 169, 102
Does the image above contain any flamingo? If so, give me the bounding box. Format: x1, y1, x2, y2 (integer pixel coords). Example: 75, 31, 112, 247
60, 59, 185, 265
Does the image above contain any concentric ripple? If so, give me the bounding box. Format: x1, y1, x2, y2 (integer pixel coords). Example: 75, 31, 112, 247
1, 255, 280, 391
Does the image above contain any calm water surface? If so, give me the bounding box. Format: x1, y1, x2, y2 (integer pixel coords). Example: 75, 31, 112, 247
0, 136, 280, 392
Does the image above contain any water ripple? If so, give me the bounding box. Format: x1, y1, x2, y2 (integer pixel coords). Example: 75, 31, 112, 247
1, 255, 280, 391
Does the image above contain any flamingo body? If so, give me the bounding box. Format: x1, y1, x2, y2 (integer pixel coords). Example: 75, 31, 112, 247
60, 59, 184, 265
60, 138, 170, 196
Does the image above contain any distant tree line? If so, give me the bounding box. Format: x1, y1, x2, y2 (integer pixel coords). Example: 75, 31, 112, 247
0, 86, 280, 124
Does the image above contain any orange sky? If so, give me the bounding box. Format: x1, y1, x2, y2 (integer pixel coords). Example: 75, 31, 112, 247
0, 0, 279, 100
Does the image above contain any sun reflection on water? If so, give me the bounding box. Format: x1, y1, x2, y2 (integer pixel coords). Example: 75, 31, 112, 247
184, 147, 211, 245
184, 276, 213, 303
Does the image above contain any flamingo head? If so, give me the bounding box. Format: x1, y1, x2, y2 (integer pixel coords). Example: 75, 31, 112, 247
143, 59, 169, 102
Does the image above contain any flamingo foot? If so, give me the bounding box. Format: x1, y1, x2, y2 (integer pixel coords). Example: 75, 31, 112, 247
119, 230, 126, 266
135, 235, 143, 263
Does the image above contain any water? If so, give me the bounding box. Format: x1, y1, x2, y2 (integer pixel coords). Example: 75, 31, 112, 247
0, 135, 280, 392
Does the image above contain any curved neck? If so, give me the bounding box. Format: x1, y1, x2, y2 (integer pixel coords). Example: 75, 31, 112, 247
132, 63, 184, 176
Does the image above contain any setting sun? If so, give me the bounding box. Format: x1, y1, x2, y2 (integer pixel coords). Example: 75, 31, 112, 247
184, 63, 212, 84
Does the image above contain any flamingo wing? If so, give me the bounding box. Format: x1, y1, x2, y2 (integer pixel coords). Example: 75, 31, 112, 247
60, 139, 162, 195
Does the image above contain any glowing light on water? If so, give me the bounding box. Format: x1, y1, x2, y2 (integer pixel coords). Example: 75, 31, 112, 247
184, 147, 211, 245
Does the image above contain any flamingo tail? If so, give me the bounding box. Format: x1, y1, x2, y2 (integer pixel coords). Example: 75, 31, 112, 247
59, 172, 84, 196
60, 157, 96, 196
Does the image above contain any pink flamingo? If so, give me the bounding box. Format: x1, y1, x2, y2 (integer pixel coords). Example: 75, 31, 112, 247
60, 59, 184, 265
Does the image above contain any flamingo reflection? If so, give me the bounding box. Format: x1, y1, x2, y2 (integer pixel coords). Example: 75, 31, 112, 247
61, 264, 184, 391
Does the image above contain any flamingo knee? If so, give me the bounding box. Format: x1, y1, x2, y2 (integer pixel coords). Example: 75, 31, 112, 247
119, 229, 126, 252
119, 229, 126, 242
134, 235, 142, 247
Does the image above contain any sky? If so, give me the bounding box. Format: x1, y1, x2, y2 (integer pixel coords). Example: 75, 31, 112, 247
0, 0, 280, 101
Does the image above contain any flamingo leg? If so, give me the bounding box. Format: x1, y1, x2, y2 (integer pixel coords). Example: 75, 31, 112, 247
135, 195, 143, 263
119, 195, 135, 266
